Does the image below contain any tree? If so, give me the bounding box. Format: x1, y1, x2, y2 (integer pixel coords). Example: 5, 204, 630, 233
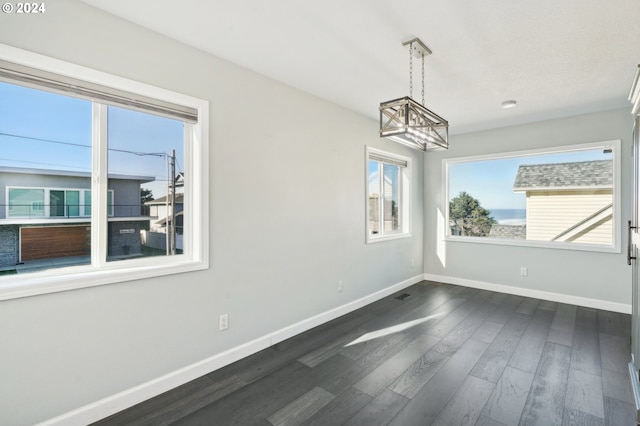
449, 191, 496, 236
140, 188, 154, 217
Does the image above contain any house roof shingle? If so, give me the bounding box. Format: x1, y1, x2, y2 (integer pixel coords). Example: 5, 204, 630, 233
513, 159, 612, 190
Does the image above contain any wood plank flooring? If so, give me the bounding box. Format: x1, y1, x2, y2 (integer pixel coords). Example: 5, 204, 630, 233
93, 281, 635, 426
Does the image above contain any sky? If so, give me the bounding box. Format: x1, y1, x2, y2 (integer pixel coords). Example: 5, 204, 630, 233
448, 147, 614, 210
0, 81, 184, 199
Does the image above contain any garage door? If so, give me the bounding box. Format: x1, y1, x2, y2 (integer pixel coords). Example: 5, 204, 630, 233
21, 226, 91, 261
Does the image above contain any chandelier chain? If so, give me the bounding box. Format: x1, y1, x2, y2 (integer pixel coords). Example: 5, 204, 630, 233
409, 41, 413, 99
421, 52, 425, 105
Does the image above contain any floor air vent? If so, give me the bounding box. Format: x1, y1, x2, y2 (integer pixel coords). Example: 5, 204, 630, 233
395, 293, 411, 300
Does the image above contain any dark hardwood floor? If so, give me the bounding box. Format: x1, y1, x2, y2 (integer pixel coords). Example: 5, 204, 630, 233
94, 281, 636, 426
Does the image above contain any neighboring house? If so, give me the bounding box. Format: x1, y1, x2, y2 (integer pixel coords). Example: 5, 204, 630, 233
146, 193, 184, 234
368, 171, 399, 234
143, 173, 184, 251
146, 172, 184, 234
513, 160, 613, 244
0, 166, 154, 269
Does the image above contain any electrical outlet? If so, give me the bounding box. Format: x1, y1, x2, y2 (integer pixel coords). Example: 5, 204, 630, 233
410, 260, 415, 269
520, 267, 528, 277
337, 280, 344, 293
219, 314, 229, 331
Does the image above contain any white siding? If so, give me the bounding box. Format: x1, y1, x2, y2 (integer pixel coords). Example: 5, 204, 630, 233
572, 217, 613, 245
526, 189, 613, 244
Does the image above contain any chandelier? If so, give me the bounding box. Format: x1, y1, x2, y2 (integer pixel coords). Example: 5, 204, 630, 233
379, 38, 449, 151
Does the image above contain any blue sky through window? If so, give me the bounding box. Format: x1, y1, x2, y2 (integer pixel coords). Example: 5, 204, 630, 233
0, 81, 184, 199
449, 148, 613, 210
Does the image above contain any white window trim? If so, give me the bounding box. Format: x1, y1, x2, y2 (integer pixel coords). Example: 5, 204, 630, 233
444, 140, 622, 253
0, 44, 209, 301
366, 146, 411, 243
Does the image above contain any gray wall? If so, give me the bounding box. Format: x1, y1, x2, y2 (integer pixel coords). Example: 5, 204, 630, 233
109, 179, 146, 217
424, 108, 632, 305
0, 1, 424, 424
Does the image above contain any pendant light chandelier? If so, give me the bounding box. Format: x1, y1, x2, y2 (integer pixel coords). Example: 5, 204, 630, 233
379, 38, 449, 151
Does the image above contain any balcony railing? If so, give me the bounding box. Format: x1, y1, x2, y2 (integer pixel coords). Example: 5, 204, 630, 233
3, 204, 154, 218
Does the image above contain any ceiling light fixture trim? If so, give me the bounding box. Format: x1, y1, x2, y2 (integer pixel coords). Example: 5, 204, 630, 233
379, 38, 448, 151
501, 100, 517, 109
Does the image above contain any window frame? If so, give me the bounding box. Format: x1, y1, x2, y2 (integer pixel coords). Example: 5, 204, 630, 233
366, 146, 411, 243
444, 140, 622, 253
0, 44, 209, 301
7, 187, 45, 217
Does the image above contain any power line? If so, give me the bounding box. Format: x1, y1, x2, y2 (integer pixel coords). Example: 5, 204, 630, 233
0, 157, 91, 170
0, 158, 172, 178
0, 132, 168, 157
0, 155, 181, 179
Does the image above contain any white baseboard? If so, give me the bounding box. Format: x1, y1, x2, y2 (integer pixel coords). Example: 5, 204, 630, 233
270, 274, 423, 344
424, 273, 631, 314
37, 274, 423, 426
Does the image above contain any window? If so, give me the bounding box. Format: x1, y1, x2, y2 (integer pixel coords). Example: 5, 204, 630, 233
49, 189, 81, 217
8, 188, 44, 217
6, 187, 113, 218
445, 140, 621, 252
0, 45, 209, 300
366, 147, 410, 242
84, 190, 92, 216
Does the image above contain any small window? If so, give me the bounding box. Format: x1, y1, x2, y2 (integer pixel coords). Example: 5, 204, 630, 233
445, 140, 621, 252
84, 190, 92, 216
66, 190, 80, 217
107, 190, 114, 217
49, 190, 66, 217
366, 147, 410, 242
8, 188, 44, 217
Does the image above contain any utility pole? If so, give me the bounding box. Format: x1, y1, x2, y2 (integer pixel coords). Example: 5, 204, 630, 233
170, 149, 176, 256
165, 154, 170, 256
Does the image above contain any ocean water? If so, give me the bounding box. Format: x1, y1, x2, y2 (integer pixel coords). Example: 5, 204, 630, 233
489, 208, 526, 225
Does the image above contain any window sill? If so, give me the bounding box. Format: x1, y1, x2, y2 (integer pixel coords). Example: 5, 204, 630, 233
0, 256, 208, 301
367, 232, 412, 244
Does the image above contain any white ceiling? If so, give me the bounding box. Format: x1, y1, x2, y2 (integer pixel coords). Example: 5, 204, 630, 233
81, 0, 640, 135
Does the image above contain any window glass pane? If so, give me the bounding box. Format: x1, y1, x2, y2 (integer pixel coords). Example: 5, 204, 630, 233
67, 190, 79, 217
107, 190, 114, 217
50, 190, 65, 217
368, 160, 380, 236
448, 146, 615, 246
383, 163, 400, 232
0, 82, 92, 272
8, 188, 44, 217
107, 105, 184, 261
84, 190, 91, 216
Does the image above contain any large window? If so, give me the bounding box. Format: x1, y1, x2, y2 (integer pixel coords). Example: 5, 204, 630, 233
367, 147, 410, 242
445, 140, 621, 252
0, 45, 209, 300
